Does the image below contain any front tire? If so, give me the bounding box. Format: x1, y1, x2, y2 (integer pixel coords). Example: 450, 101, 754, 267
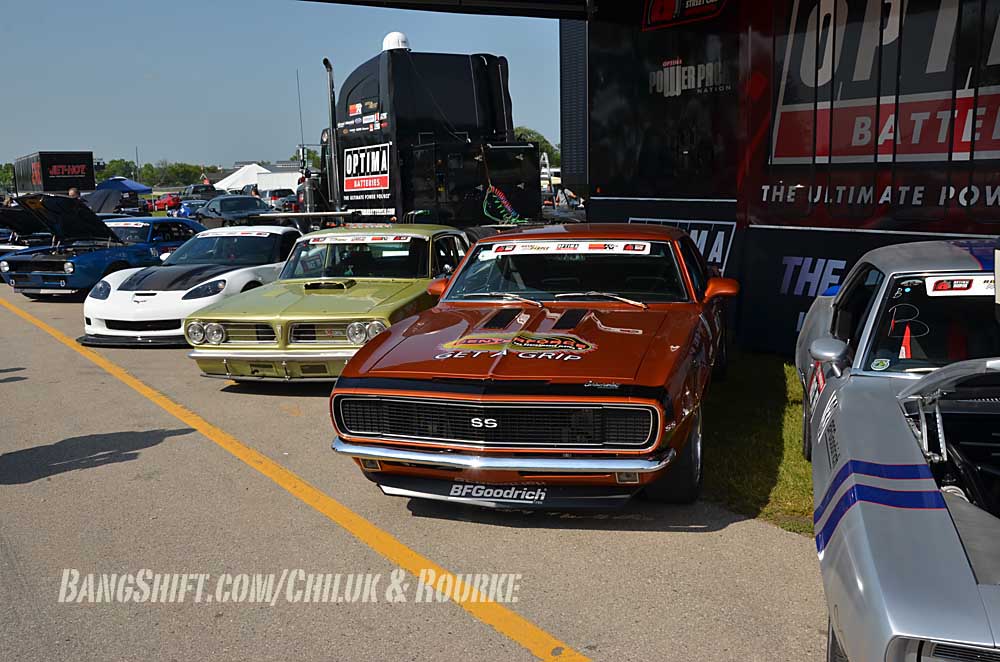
802, 400, 813, 462
642, 407, 703, 504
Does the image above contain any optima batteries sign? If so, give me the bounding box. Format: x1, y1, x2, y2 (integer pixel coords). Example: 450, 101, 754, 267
343, 143, 390, 192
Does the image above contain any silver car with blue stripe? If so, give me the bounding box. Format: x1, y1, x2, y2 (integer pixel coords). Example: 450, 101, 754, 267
795, 239, 1000, 661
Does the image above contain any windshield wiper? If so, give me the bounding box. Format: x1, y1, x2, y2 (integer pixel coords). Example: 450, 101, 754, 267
459, 292, 543, 307
554, 291, 648, 309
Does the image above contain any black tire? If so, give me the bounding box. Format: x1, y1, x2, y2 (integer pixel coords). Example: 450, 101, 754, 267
827, 618, 849, 662
712, 322, 729, 380
642, 407, 703, 504
103, 262, 128, 277
464, 226, 500, 243
241, 282, 262, 293
802, 400, 813, 462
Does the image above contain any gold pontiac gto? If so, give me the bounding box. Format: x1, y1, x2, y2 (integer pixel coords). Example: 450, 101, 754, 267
183, 225, 469, 381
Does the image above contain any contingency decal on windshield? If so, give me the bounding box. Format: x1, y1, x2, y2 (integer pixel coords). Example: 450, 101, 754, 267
925, 275, 995, 297
200, 230, 274, 237
105, 222, 149, 228
308, 234, 414, 244
440, 332, 595, 355
478, 241, 651, 259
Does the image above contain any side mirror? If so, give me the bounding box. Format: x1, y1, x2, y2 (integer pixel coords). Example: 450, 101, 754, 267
704, 277, 740, 300
809, 338, 850, 378
427, 277, 448, 297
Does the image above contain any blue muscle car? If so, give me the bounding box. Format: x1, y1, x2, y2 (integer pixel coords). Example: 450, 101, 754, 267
0, 194, 205, 297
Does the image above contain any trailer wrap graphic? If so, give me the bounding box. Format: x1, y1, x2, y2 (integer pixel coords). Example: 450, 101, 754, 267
343, 144, 390, 193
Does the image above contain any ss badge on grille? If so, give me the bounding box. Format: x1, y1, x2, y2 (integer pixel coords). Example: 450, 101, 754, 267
470, 417, 498, 429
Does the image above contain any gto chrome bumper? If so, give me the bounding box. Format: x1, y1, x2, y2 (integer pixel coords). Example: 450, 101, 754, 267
188, 349, 358, 361
332, 437, 677, 473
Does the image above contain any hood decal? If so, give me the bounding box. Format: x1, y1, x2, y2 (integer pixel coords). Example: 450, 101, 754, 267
441, 331, 595, 354
118, 264, 236, 292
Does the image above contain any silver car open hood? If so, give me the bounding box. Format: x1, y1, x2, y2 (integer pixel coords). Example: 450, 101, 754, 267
897, 357, 1000, 402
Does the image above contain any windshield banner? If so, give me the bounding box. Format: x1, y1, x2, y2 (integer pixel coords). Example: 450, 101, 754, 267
308, 234, 416, 244
479, 241, 651, 259
200, 230, 274, 238
105, 222, 149, 228
925, 275, 996, 297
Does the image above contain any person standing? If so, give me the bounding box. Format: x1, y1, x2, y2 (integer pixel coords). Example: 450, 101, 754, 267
67, 187, 80, 199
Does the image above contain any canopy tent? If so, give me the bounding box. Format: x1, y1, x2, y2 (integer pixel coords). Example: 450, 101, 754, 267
213, 163, 272, 191
96, 176, 152, 194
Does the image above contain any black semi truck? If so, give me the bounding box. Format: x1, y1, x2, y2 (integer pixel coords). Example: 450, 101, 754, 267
301, 35, 541, 228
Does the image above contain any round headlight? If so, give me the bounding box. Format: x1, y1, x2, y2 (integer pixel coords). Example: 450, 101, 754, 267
186, 321, 206, 344
63, 262, 74, 274
366, 320, 388, 340
346, 321, 368, 345
205, 323, 225, 345
0, 261, 8, 273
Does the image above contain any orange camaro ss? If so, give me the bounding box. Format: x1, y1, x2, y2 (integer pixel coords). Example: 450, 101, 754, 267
329, 224, 739, 508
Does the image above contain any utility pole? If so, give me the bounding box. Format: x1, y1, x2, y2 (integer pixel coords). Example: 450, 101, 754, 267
322, 57, 342, 210
135, 146, 140, 180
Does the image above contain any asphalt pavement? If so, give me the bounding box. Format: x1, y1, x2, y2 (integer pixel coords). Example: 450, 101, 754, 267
0, 286, 826, 661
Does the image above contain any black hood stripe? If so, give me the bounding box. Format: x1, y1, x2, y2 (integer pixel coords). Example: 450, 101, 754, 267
118, 264, 238, 292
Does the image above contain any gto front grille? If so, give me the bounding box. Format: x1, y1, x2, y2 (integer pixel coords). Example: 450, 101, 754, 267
289, 322, 349, 344
336, 396, 657, 450
932, 644, 1000, 662
105, 319, 181, 332
221, 323, 276, 344
8, 260, 64, 273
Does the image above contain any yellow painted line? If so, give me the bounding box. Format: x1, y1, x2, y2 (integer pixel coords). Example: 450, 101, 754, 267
0, 297, 588, 662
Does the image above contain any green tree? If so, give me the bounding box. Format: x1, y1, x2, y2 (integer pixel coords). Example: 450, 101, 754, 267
291, 148, 321, 170
513, 126, 560, 167
0, 163, 13, 190
98, 158, 138, 181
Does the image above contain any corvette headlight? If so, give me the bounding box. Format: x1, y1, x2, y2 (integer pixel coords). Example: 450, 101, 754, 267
186, 321, 206, 344
0, 261, 9, 273
182, 279, 227, 300
346, 321, 368, 345
63, 262, 75, 274
366, 320, 388, 340
204, 323, 225, 345
88, 280, 111, 300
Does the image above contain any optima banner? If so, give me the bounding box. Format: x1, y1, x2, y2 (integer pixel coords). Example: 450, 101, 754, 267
343, 143, 390, 192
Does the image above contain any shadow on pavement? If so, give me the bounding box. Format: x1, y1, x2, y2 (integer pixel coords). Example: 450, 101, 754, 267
405, 497, 746, 533
0, 428, 192, 484
221, 381, 334, 398
0, 376, 27, 384
0, 367, 25, 374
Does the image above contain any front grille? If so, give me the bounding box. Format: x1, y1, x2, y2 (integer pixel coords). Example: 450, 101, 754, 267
289, 322, 349, 344
221, 322, 276, 344
8, 260, 64, 273
932, 643, 1000, 662
105, 319, 181, 332
335, 396, 657, 450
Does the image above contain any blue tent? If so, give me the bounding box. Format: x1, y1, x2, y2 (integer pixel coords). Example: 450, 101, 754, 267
96, 176, 152, 194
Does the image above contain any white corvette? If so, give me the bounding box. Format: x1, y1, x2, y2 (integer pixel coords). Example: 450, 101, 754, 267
80, 226, 301, 346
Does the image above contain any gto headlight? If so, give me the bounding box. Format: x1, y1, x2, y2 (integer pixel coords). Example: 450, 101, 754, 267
346, 321, 368, 345
186, 321, 206, 344
204, 323, 225, 345
366, 320, 388, 340
63, 262, 75, 274
0, 260, 9, 273
182, 279, 227, 300
88, 280, 111, 300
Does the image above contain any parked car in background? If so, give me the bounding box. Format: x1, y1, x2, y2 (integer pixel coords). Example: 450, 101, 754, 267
0, 195, 204, 297
191, 195, 272, 228
329, 223, 739, 509
795, 240, 1000, 662
277, 194, 299, 212
181, 184, 223, 201
171, 199, 208, 219
81, 226, 301, 346
262, 188, 294, 209
154, 193, 182, 211
184, 225, 468, 381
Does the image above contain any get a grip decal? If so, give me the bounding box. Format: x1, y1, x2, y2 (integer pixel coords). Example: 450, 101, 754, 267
441, 332, 595, 354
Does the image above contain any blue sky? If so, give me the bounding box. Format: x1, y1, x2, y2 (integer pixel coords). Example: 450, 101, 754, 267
1, 0, 559, 168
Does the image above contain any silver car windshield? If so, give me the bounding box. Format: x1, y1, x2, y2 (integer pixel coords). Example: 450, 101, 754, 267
280, 237, 430, 279
863, 273, 1000, 373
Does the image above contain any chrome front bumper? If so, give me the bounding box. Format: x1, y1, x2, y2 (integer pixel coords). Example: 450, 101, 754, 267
188, 349, 359, 361
332, 437, 677, 473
